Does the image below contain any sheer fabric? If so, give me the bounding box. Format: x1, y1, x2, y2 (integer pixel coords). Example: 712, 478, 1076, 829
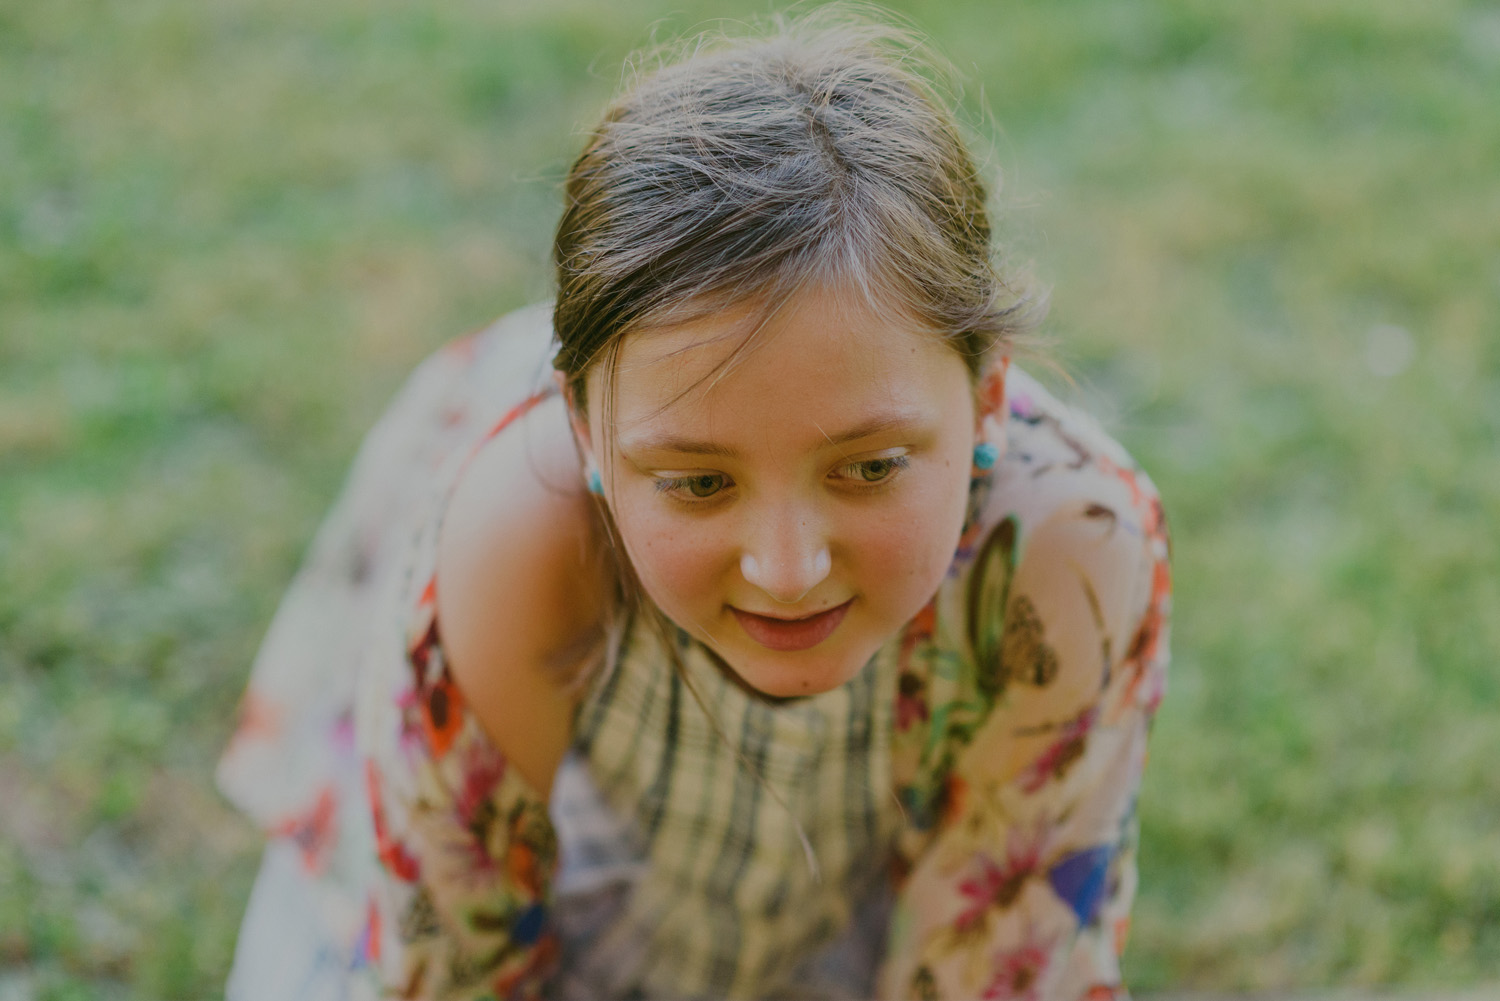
220, 304, 1170, 1000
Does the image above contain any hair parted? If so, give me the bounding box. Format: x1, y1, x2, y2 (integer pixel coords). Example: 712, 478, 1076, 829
551, 4, 1042, 410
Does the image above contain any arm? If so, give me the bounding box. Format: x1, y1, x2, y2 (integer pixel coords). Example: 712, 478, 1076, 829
436, 391, 604, 797
882, 430, 1171, 1000
364, 392, 607, 1000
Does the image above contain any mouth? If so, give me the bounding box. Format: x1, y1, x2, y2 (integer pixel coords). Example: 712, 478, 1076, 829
730, 599, 854, 652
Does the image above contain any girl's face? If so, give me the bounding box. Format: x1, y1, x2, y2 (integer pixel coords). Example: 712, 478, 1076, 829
579, 286, 978, 698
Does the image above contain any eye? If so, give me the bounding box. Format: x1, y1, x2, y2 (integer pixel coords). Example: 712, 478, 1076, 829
838, 454, 910, 484
657, 472, 729, 499
684, 473, 725, 497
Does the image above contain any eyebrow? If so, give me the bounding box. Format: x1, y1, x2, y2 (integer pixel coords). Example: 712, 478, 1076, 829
618, 411, 934, 460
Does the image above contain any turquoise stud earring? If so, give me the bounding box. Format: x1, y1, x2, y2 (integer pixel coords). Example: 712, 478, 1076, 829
972, 441, 999, 470
587, 466, 604, 495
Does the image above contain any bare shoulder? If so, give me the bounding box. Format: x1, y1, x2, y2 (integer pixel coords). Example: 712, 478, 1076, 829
966, 366, 1169, 740
435, 391, 604, 798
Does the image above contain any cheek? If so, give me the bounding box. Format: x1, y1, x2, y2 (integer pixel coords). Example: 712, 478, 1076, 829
615, 503, 727, 611
849, 470, 970, 600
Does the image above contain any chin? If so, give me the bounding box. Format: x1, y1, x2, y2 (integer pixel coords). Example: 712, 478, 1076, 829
716, 644, 876, 700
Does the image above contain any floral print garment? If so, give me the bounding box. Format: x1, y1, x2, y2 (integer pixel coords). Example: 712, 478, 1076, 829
882, 362, 1170, 1001
218, 304, 1170, 1001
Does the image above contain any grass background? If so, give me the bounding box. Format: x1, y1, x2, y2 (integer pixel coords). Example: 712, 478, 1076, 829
2, 0, 1498, 997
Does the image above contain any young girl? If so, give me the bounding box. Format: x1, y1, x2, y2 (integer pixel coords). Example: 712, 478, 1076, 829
218, 13, 1170, 1001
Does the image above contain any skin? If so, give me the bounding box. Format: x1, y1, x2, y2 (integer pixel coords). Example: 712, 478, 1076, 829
438, 285, 982, 796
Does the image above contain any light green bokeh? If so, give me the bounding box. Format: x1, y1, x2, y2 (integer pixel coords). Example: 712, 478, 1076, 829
2, 0, 1497, 996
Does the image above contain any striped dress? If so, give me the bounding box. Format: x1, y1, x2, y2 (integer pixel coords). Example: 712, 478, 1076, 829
218, 303, 1171, 1001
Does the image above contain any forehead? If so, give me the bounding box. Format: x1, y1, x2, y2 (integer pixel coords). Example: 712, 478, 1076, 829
592, 287, 972, 443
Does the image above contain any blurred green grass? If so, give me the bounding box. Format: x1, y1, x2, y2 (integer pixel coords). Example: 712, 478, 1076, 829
2, 0, 1498, 996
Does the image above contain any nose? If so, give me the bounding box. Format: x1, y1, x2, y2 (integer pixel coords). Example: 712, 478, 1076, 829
739, 506, 832, 605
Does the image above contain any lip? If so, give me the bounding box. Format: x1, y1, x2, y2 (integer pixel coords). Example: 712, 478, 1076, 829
730, 599, 854, 652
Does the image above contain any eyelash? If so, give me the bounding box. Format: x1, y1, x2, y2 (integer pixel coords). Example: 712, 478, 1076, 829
836, 454, 910, 485
655, 472, 730, 500
653, 454, 911, 503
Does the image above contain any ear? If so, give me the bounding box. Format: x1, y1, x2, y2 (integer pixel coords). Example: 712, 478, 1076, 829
975, 355, 1009, 424
974, 355, 1010, 463
553, 370, 595, 466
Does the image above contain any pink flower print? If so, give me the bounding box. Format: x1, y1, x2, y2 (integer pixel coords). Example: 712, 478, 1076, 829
954, 857, 1005, 934
953, 826, 1048, 934
454, 741, 508, 827
394, 684, 428, 751
896, 670, 930, 732
273, 785, 338, 874
332, 710, 356, 753
981, 941, 1050, 1001
1009, 390, 1036, 420
1019, 707, 1098, 793
453, 743, 509, 873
